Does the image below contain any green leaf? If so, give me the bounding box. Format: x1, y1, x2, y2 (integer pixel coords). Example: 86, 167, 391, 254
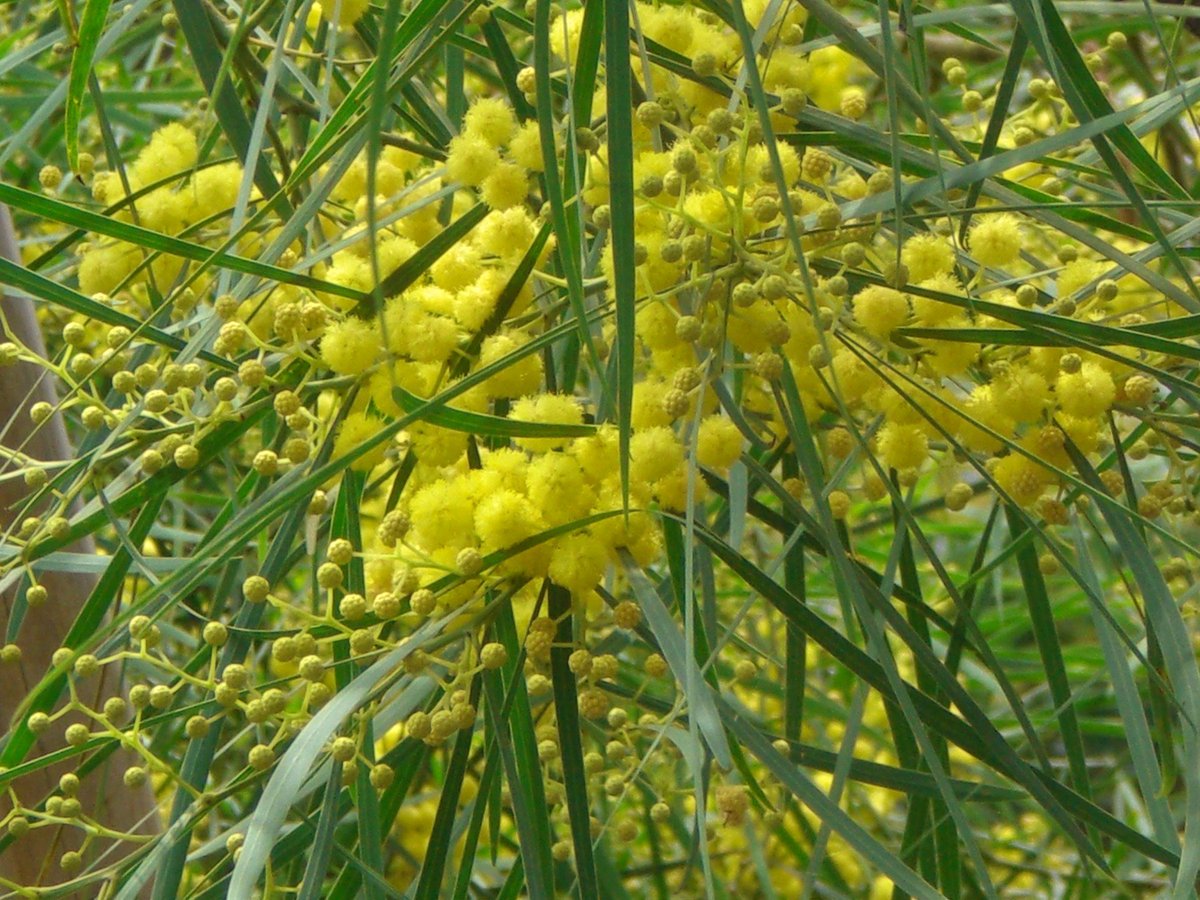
547, 584, 600, 898
389, 383, 596, 439
0, 182, 364, 303
0, 255, 230, 368
66, 0, 112, 172
720, 700, 941, 900
603, 0, 637, 510
170, 0, 287, 209
621, 551, 732, 770
229, 637, 441, 896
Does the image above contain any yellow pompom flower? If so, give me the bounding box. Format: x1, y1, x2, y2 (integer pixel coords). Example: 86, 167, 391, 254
967, 213, 1023, 267
911, 273, 965, 326
954, 386, 1013, 455
548, 532, 610, 596
474, 489, 547, 574
78, 242, 140, 296
475, 208, 537, 260
631, 379, 674, 431
481, 447, 529, 493
829, 350, 881, 406
901, 234, 955, 283
189, 161, 244, 220
875, 422, 928, 472
333, 412, 387, 472
993, 454, 1049, 507
992, 366, 1049, 423
446, 135, 500, 187
408, 421, 469, 468
1056, 361, 1115, 418
463, 98, 517, 146
641, 4, 698, 55
1058, 414, 1103, 455
320, 317, 381, 376
695, 416, 744, 472
431, 243, 483, 292
744, 141, 802, 186
509, 121, 546, 172
853, 285, 909, 340
526, 452, 595, 526
132, 123, 198, 185
569, 426, 620, 482
481, 162, 530, 210
630, 427, 685, 486
548, 7, 586, 64
921, 316, 979, 377
409, 480, 477, 553
1057, 258, 1106, 300
510, 394, 584, 453
479, 331, 544, 398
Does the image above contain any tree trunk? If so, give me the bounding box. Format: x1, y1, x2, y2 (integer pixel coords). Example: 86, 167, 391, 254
0, 205, 158, 891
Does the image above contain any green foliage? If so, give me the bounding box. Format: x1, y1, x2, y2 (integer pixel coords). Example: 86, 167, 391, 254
0, 0, 1199, 896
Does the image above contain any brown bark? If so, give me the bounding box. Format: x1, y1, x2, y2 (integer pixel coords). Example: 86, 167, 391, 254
0, 205, 158, 891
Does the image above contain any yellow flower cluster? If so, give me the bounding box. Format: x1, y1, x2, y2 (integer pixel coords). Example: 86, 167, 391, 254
8, 0, 1186, 893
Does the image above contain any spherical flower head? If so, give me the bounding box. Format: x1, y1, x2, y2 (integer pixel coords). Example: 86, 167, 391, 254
901, 234, 956, 283
384, 284, 455, 338
463, 98, 518, 146
695, 415, 744, 473
715, 784, 749, 826
569, 426, 620, 482
967, 213, 1023, 267
479, 331, 544, 399
474, 489, 543, 553
548, 532, 609, 596
1057, 258, 1106, 300
408, 420, 469, 468
578, 687, 611, 720
39, 165, 63, 191
446, 134, 500, 187
652, 465, 709, 511
481, 162, 530, 210
510, 393, 584, 453
921, 316, 979, 377
911, 272, 965, 326
630, 426, 685, 486
954, 386, 1012, 455
992, 366, 1049, 423
840, 87, 867, 121
189, 161, 244, 220
526, 452, 594, 526
744, 141, 802, 186
320, 317, 382, 376
475, 207, 538, 260
408, 479, 477, 553
78, 242, 140, 297
1123, 374, 1156, 406
875, 421, 929, 472
853, 285, 909, 340
993, 454, 1049, 507
133, 186, 191, 234
1056, 361, 1115, 418
132, 123, 198, 186
333, 412, 387, 472
801, 147, 834, 183
630, 379, 673, 431
508, 121, 546, 172
431, 243, 483, 292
